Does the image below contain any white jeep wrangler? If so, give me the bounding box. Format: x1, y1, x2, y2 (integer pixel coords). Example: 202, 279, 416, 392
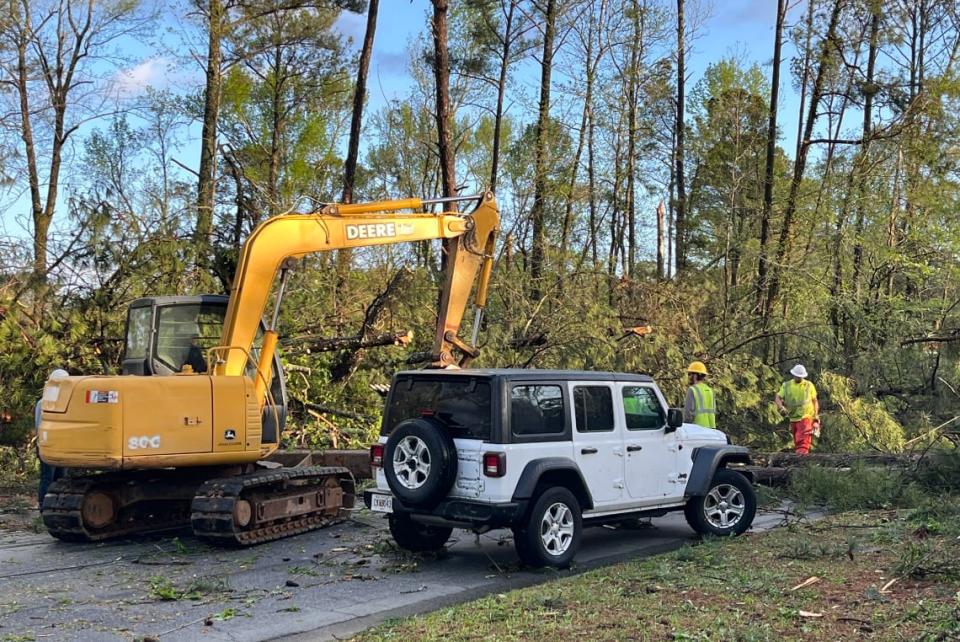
364, 369, 756, 568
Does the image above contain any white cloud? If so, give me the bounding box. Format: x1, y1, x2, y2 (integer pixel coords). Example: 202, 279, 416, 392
112, 57, 169, 98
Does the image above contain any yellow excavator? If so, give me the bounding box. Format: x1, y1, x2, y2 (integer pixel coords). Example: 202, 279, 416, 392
37, 192, 499, 545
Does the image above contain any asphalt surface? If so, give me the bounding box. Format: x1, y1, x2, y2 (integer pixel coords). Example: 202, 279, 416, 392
0, 505, 800, 642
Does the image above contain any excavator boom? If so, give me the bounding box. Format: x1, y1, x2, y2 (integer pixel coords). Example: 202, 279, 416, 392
217, 192, 498, 381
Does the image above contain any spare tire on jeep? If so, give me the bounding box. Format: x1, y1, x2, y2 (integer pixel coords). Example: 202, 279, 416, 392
384, 417, 458, 507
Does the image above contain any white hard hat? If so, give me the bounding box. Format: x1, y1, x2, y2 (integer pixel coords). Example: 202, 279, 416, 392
790, 364, 808, 379
48, 369, 69, 381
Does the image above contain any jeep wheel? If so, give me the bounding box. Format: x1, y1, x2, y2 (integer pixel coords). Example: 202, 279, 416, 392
684, 469, 756, 537
384, 418, 458, 507
388, 515, 452, 552
515, 487, 582, 568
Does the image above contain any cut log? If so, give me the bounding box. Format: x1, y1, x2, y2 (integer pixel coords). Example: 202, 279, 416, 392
284, 330, 413, 353
752, 452, 922, 468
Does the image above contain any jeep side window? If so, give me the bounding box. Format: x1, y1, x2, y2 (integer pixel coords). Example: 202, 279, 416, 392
622, 386, 665, 431
511, 385, 564, 435
573, 386, 614, 432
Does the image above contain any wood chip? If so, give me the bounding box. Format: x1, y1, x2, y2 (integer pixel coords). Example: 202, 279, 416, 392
790, 576, 821, 591
799, 610, 823, 618
880, 577, 899, 593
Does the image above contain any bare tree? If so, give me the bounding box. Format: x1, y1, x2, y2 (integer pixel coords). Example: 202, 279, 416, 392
195, 0, 225, 256
335, 0, 379, 293
432, 0, 457, 204
674, 0, 687, 272
763, 0, 845, 323
755, 0, 787, 311
530, 0, 558, 300
0, 0, 149, 282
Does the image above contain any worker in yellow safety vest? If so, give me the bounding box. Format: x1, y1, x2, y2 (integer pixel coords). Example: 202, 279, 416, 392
775, 364, 820, 454
683, 361, 716, 429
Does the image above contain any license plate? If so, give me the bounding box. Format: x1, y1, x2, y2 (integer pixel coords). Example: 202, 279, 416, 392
371, 493, 393, 514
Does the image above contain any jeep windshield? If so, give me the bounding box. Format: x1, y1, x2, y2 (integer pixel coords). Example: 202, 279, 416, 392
382, 376, 492, 440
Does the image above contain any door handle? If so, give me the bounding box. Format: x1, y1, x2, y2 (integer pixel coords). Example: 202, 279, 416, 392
580, 447, 598, 455
627, 445, 642, 452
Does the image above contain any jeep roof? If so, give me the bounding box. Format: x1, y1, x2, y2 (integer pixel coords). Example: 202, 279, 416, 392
392, 368, 654, 383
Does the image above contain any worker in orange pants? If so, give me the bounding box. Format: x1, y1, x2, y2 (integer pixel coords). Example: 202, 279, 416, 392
775, 364, 820, 454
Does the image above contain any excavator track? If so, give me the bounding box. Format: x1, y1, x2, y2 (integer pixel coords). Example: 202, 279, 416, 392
190, 466, 356, 546
42, 471, 200, 542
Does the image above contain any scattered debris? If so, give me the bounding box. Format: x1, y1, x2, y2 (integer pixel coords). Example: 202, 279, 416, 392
790, 576, 821, 591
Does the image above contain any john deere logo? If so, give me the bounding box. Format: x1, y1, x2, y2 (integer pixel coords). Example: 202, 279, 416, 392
346, 223, 396, 240
224, 429, 237, 441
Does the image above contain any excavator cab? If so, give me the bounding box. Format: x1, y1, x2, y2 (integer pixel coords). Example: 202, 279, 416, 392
119, 295, 286, 443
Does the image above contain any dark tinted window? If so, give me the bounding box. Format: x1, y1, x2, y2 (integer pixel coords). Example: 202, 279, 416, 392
383, 377, 492, 440
155, 303, 226, 373
622, 386, 664, 431
511, 385, 565, 435
574, 386, 614, 432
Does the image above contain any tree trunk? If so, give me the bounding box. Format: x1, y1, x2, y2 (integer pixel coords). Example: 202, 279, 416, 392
763, 0, 844, 323
268, 42, 283, 218
335, 0, 380, 300
431, 0, 457, 287
529, 0, 558, 301
489, 0, 516, 193
756, 0, 786, 312
850, 5, 880, 302
15, 5, 44, 280
625, 0, 642, 278
196, 0, 225, 257
673, 0, 688, 273
656, 200, 666, 279
432, 0, 457, 203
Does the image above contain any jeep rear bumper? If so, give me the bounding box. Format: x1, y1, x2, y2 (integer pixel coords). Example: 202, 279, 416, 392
364, 490, 526, 530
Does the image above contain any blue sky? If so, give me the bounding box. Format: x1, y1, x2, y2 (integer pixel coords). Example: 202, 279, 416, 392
0, 0, 802, 241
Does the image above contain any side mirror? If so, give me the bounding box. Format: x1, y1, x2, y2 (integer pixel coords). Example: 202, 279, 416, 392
666, 408, 683, 432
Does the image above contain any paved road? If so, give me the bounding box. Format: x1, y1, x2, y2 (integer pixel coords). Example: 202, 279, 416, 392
0, 506, 796, 642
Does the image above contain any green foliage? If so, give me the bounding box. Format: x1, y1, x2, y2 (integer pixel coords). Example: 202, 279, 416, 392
817, 372, 905, 452
788, 465, 925, 511
2, 0, 959, 463
913, 450, 960, 495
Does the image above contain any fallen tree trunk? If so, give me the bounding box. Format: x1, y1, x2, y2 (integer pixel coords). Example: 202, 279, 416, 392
283, 330, 413, 353
745, 451, 928, 487
751, 452, 923, 468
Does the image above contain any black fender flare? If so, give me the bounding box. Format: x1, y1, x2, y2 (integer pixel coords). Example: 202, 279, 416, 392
684, 445, 751, 498
512, 458, 594, 511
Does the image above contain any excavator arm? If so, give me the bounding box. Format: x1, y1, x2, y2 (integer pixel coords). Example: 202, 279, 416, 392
215, 192, 500, 401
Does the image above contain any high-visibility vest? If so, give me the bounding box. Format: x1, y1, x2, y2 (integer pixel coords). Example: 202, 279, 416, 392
690, 383, 716, 428
780, 380, 816, 421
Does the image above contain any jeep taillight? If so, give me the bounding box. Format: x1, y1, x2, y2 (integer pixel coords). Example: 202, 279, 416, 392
483, 452, 506, 477
370, 444, 384, 468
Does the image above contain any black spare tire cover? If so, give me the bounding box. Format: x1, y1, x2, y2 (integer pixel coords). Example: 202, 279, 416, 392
384, 417, 458, 506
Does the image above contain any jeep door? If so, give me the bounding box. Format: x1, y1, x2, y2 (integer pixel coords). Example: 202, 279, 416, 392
569, 382, 624, 506
619, 384, 680, 504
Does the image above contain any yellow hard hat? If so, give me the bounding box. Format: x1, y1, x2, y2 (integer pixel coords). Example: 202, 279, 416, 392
687, 361, 708, 375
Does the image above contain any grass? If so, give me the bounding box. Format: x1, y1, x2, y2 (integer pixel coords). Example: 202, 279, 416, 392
354, 510, 960, 641
354, 457, 960, 642
148, 575, 227, 602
